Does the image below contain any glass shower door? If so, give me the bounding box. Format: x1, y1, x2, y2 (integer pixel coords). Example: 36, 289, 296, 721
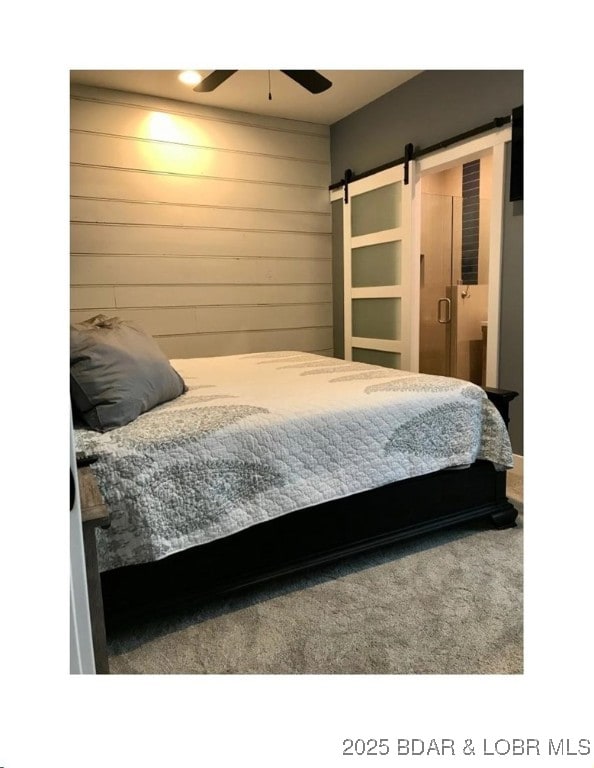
419, 192, 454, 377
419, 191, 490, 384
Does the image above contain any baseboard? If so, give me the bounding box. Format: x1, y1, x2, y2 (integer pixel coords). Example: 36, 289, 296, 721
512, 454, 523, 474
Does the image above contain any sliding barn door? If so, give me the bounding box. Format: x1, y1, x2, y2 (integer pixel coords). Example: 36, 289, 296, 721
343, 164, 417, 371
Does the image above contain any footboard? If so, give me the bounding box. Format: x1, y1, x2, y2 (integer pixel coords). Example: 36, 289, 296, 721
102, 460, 518, 630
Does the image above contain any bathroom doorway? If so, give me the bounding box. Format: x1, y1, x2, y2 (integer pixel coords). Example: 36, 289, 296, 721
419, 154, 492, 386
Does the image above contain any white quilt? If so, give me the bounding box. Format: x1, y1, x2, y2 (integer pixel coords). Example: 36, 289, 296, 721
74, 352, 514, 572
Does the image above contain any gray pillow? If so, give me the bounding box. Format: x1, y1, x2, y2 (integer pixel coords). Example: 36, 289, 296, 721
70, 314, 187, 432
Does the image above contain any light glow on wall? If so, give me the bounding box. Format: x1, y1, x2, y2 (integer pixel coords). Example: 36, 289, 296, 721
147, 112, 187, 143
178, 70, 202, 86
141, 112, 212, 175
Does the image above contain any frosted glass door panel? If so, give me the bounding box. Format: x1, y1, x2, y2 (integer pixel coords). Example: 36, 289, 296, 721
343, 162, 412, 371
351, 183, 401, 236
352, 241, 402, 288
352, 298, 401, 340
352, 348, 401, 368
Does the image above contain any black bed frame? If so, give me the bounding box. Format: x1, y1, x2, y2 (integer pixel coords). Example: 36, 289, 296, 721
101, 388, 519, 632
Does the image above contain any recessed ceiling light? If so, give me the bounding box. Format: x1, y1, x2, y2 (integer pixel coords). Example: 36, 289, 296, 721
178, 71, 202, 87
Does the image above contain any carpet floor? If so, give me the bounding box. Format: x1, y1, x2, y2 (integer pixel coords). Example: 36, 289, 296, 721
107, 469, 523, 675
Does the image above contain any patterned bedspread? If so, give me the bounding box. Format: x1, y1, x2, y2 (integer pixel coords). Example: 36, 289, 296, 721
74, 352, 514, 572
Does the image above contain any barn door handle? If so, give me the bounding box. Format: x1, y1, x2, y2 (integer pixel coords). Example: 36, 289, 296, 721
437, 297, 451, 324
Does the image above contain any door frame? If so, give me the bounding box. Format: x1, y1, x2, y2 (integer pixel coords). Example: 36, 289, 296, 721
414, 125, 512, 386
70, 417, 96, 674
331, 124, 511, 385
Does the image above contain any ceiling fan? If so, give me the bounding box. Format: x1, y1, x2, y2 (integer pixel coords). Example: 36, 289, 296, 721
193, 70, 332, 94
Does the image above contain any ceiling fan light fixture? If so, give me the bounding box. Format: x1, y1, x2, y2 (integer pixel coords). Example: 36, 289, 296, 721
178, 71, 202, 87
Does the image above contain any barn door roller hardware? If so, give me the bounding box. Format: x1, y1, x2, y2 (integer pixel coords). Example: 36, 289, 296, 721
403, 143, 414, 185
342, 168, 354, 204
329, 114, 514, 195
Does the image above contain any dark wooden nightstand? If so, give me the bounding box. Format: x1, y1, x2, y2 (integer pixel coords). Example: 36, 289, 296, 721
484, 387, 519, 428
77, 465, 110, 674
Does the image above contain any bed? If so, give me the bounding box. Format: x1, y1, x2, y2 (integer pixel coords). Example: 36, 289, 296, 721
73, 346, 518, 631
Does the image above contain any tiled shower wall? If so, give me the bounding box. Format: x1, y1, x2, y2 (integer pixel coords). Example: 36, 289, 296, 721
461, 159, 480, 285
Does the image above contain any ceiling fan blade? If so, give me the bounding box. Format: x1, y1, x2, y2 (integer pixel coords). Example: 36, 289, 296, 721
281, 70, 332, 94
193, 70, 237, 92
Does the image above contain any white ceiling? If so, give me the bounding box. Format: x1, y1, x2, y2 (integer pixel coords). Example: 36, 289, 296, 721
69, 69, 422, 125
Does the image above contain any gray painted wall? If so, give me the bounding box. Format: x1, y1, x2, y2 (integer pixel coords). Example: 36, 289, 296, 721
499, 151, 523, 454
330, 70, 523, 454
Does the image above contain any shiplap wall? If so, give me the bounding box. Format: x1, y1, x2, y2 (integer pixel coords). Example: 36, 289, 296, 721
70, 84, 333, 358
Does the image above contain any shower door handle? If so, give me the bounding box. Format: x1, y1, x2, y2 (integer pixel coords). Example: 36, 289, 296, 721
437, 297, 451, 324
